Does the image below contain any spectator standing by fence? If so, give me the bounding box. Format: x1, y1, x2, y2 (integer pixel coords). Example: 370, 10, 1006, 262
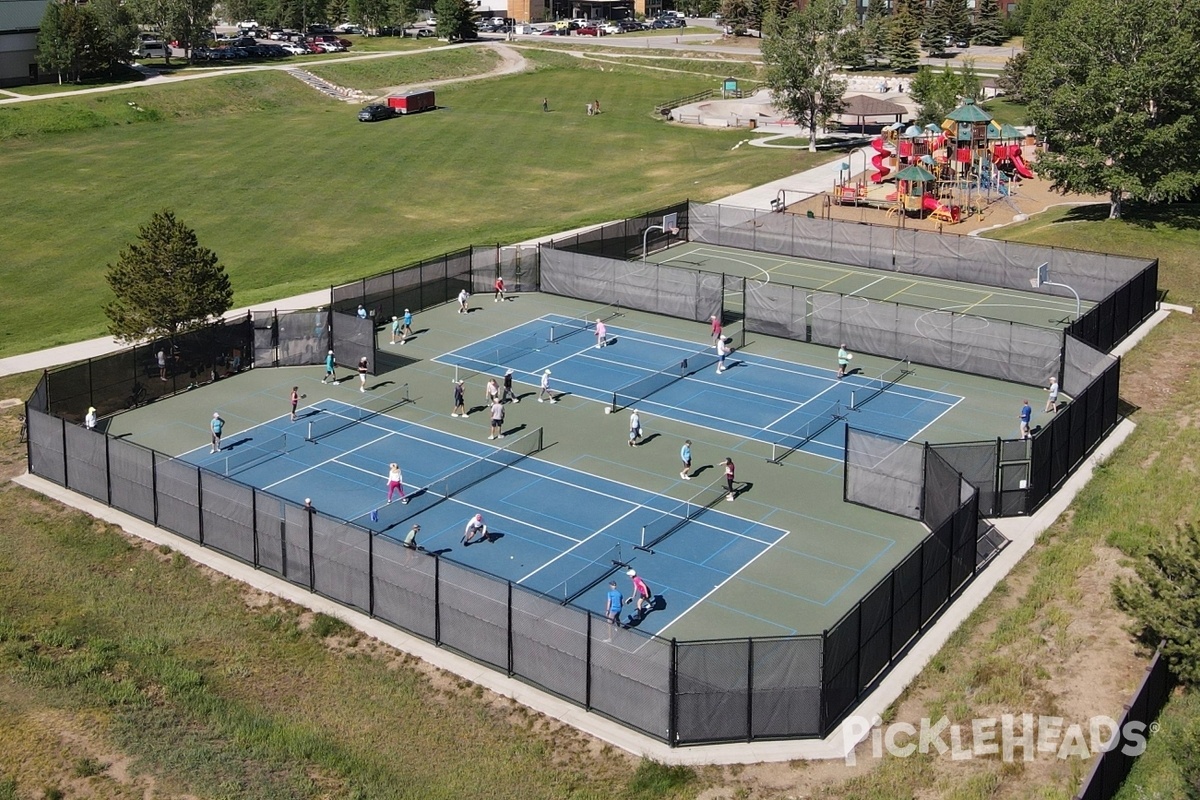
210, 412, 225, 453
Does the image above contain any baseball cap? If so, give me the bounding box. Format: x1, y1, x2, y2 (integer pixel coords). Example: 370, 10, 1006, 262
505, 368, 513, 375
626, 569, 636, 577
543, 369, 551, 375
475, 513, 483, 521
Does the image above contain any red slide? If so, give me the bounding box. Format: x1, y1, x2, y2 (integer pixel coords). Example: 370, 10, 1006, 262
870, 137, 894, 183
922, 194, 961, 222
1011, 153, 1034, 179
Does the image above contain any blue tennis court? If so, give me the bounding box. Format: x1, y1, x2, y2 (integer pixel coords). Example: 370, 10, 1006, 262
437, 314, 962, 461
178, 402, 791, 633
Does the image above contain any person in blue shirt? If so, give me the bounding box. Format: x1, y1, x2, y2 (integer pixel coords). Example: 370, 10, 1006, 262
604, 581, 624, 640
322, 349, 335, 384
401, 308, 413, 344
1019, 400, 1032, 440
390, 316, 401, 344
210, 412, 224, 453
679, 439, 692, 480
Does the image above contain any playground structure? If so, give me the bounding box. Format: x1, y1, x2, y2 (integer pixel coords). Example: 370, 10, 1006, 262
830, 100, 1033, 227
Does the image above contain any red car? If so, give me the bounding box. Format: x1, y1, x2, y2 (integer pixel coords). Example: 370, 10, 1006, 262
576, 25, 605, 36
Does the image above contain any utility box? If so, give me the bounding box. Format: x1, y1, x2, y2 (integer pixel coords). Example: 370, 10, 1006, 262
386, 91, 436, 115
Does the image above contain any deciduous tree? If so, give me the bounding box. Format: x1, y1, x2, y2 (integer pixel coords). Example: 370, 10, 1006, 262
434, 0, 475, 41
105, 211, 233, 345
761, 0, 849, 153
1024, 0, 1200, 219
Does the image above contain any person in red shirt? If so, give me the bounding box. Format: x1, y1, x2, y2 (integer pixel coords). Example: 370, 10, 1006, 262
494, 276, 506, 302
724, 457, 736, 501
710, 314, 722, 343
625, 569, 652, 623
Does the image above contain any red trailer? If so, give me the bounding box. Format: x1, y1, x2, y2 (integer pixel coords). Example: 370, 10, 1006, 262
386, 91, 436, 115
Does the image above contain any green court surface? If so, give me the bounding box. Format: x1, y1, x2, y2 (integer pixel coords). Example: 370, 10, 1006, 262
651, 242, 1091, 329
106, 293, 1045, 641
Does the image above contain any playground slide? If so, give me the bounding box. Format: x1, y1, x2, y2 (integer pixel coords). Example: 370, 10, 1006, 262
870, 136, 893, 183
922, 194, 962, 222
1011, 153, 1034, 179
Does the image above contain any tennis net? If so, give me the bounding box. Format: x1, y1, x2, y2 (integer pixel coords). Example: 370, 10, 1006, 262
548, 304, 622, 344
635, 478, 728, 553
849, 358, 913, 411
306, 384, 410, 443
435, 426, 544, 500
556, 537, 625, 604
610, 346, 718, 412
224, 433, 293, 476
768, 398, 844, 464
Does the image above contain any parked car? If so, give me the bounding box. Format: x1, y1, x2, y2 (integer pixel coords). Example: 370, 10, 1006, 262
307, 23, 334, 33
334, 23, 363, 33
602, 22, 622, 34
415, 27, 436, 37
281, 42, 309, 54
358, 104, 395, 122
576, 25, 605, 36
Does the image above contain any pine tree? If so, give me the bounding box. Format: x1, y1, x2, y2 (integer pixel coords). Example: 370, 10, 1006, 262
973, 0, 1005, 45
1114, 523, 1200, 685
886, 8, 921, 71
862, 0, 888, 64
105, 211, 233, 345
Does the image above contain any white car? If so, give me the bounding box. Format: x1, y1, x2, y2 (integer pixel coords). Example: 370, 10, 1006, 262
603, 22, 622, 34
281, 43, 308, 54
314, 40, 344, 51
334, 23, 362, 33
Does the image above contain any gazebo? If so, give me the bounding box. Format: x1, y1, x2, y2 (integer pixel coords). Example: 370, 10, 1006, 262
835, 95, 908, 133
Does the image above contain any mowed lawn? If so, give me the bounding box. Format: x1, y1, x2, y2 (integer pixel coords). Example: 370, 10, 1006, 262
0, 46, 807, 358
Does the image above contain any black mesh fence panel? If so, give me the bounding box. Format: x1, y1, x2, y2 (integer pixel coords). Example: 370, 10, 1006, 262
892, 547, 923, 653
922, 447, 961, 532
950, 493, 977, 592
312, 516, 370, 611
589, 627, 671, 742
438, 560, 508, 670
154, 455, 200, 541
511, 587, 588, 704
253, 310, 277, 366
27, 409, 65, 485
856, 575, 895, 689
675, 639, 750, 743
845, 429, 924, 520
1064, 335, 1115, 397
821, 607, 860, 730
372, 537, 437, 640
276, 309, 330, 367
919, 524, 952, 626
108, 438, 155, 522
750, 637, 822, 738
284, 505, 313, 589
63, 424, 108, 502
47, 361, 92, 423
200, 472, 255, 564
541, 249, 615, 305
330, 312, 373, 376
254, 489, 288, 577
29, 371, 49, 414
928, 441, 998, 516
499, 244, 539, 293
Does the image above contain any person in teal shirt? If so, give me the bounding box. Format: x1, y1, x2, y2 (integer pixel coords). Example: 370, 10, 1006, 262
390, 316, 401, 344
210, 412, 224, 453
401, 309, 413, 344
323, 350, 335, 383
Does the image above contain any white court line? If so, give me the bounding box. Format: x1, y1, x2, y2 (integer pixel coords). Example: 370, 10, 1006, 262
262, 430, 395, 491
654, 529, 789, 639
517, 505, 645, 583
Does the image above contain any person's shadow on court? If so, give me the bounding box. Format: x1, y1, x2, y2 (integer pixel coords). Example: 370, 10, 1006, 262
691, 464, 715, 478
624, 595, 667, 629
638, 433, 662, 446
501, 423, 527, 437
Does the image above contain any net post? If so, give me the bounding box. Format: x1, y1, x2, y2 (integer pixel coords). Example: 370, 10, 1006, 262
307, 421, 313, 442
850, 390, 857, 411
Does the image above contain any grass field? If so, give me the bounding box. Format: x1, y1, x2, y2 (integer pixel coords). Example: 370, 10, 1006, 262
0, 45, 817, 359
3, 41, 1199, 798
